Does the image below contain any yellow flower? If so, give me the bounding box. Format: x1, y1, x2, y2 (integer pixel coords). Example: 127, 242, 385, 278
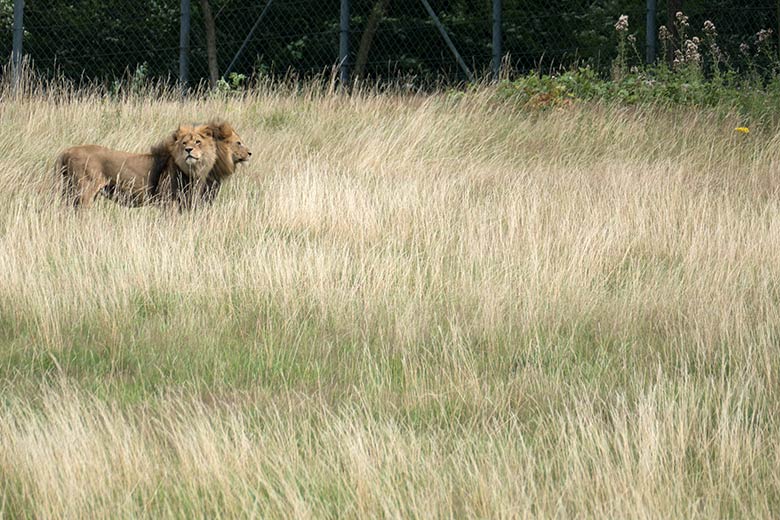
735, 127, 750, 134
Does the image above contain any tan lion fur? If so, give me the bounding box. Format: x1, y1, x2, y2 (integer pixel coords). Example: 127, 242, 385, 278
56, 124, 217, 209
201, 120, 251, 204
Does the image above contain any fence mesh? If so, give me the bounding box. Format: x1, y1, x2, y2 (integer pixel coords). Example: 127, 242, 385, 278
2, 0, 779, 86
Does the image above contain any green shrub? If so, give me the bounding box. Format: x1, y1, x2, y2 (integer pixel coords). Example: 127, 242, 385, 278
493, 13, 780, 128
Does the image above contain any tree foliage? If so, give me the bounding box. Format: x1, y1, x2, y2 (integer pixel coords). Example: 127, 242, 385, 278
1, 0, 776, 83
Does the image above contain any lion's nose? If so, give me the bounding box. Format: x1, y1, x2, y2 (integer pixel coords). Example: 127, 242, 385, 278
185, 147, 193, 153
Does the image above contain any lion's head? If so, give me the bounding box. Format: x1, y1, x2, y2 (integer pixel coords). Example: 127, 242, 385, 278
208, 120, 251, 181
168, 124, 217, 179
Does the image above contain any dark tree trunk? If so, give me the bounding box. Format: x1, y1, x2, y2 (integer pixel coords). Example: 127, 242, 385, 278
354, 0, 390, 79
200, 0, 219, 87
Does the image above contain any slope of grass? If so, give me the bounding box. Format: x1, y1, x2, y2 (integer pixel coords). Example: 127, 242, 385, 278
1, 82, 779, 517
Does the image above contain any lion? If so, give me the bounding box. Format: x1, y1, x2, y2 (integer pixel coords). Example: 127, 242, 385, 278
200, 120, 251, 204
57, 124, 217, 209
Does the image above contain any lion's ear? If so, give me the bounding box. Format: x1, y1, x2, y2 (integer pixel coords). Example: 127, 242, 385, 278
173, 126, 187, 141
164, 128, 178, 149
199, 125, 214, 138
219, 122, 234, 138
209, 120, 234, 140
164, 126, 185, 151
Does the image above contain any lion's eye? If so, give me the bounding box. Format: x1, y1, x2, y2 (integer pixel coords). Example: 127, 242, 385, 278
237, 142, 242, 146
195, 140, 201, 145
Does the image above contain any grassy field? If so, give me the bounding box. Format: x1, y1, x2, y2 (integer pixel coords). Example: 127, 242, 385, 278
1, 81, 780, 517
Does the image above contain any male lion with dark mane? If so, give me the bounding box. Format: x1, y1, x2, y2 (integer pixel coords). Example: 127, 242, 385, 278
57, 124, 217, 209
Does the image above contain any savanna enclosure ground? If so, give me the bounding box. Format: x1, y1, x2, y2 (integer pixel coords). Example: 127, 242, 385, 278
1, 82, 780, 517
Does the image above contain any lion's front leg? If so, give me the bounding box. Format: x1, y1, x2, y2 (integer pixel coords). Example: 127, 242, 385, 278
201, 178, 222, 205
173, 173, 208, 211
169, 171, 193, 211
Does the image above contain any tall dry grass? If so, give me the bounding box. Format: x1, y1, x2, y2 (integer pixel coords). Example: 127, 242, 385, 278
1, 78, 780, 517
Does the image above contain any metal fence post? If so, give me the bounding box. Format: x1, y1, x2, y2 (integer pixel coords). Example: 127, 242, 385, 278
646, 0, 657, 64
492, 0, 501, 80
12, 0, 24, 93
339, 0, 350, 84
179, 0, 191, 90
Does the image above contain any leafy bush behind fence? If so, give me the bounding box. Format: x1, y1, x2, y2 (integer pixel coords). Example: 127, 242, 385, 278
0, 0, 778, 85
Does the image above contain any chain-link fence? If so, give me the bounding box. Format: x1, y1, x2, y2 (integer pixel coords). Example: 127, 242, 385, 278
2, 0, 779, 87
